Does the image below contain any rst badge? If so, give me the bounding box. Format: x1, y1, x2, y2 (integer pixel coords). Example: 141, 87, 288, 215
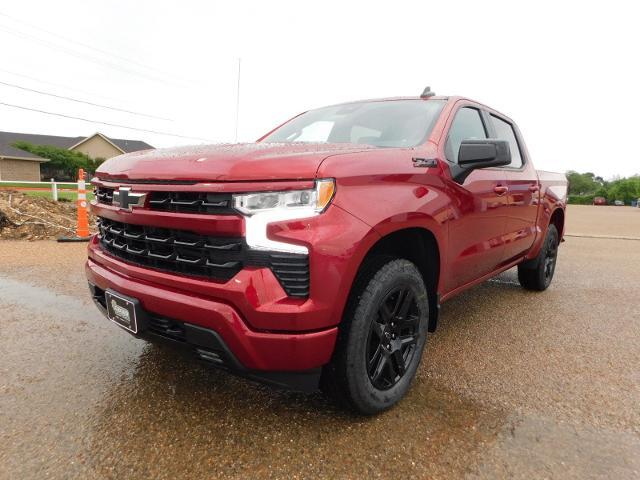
112, 187, 146, 211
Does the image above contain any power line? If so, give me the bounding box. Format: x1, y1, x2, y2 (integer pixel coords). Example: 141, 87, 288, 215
0, 11, 191, 85
0, 100, 214, 142
0, 24, 183, 88
0, 79, 172, 121
0, 67, 133, 104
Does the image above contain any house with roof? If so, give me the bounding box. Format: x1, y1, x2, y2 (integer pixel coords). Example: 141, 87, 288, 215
0, 131, 153, 181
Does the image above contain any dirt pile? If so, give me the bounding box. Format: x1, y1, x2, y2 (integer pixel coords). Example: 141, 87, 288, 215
0, 190, 96, 240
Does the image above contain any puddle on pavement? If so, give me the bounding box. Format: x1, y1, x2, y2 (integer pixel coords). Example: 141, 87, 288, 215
80, 345, 509, 479
0, 275, 510, 479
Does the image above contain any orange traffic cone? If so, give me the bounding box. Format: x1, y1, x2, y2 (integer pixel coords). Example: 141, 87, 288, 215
58, 168, 91, 242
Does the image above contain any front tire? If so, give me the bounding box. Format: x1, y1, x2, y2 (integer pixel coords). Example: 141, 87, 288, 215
518, 224, 559, 291
322, 257, 429, 415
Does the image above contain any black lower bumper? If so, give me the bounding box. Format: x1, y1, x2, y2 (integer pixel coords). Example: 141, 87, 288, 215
88, 282, 321, 392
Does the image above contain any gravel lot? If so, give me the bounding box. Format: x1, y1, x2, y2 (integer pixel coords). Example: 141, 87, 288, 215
1, 205, 638, 479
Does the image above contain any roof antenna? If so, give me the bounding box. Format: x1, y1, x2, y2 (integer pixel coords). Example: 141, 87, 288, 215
420, 86, 435, 98
234, 57, 241, 143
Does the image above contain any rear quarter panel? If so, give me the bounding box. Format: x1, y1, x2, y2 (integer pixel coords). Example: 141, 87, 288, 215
526, 170, 568, 259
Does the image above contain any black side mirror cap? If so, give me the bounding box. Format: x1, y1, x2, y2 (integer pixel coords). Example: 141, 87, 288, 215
451, 139, 511, 183
458, 139, 511, 168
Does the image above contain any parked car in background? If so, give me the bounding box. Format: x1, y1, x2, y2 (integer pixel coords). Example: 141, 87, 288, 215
614, 200, 625, 206
87, 88, 568, 414
593, 196, 607, 206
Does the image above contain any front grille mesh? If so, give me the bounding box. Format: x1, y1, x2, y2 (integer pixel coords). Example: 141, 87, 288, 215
95, 187, 114, 205
98, 217, 244, 280
148, 191, 235, 214
97, 217, 309, 297
94, 188, 234, 215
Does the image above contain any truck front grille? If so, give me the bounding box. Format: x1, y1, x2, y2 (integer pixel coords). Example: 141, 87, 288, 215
95, 187, 114, 205
93, 188, 235, 214
97, 217, 309, 297
97, 217, 244, 279
148, 191, 235, 214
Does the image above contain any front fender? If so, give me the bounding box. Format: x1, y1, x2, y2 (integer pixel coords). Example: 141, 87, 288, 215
331, 173, 450, 292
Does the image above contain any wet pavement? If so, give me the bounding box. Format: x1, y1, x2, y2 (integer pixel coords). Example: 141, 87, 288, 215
1, 206, 639, 479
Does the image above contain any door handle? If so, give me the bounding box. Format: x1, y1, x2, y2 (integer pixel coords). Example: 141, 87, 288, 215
529, 184, 540, 192
493, 185, 508, 195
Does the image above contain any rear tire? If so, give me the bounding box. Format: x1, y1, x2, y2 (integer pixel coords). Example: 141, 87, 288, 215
517, 224, 559, 291
321, 257, 429, 415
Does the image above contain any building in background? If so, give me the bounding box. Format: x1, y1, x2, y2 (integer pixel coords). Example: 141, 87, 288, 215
0, 131, 153, 181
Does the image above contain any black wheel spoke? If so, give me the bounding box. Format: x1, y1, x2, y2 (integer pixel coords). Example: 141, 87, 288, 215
400, 313, 419, 329
397, 290, 414, 319
380, 302, 394, 323
544, 239, 558, 280
370, 352, 389, 385
391, 349, 406, 376
368, 343, 383, 371
366, 284, 423, 390
399, 334, 417, 348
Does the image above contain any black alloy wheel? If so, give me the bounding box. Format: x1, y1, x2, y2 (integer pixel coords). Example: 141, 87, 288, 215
518, 224, 560, 291
543, 236, 558, 283
366, 287, 419, 390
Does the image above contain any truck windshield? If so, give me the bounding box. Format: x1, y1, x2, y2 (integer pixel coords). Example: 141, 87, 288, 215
261, 99, 446, 148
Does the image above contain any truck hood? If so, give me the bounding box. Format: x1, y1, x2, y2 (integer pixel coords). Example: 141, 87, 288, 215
96, 142, 375, 182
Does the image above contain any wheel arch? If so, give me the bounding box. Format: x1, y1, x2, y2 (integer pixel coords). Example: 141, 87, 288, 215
549, 207, 565, 238
350, 226, 442, 332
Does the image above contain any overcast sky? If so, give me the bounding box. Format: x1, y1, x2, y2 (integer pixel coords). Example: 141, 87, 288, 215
0, 0, 637, 178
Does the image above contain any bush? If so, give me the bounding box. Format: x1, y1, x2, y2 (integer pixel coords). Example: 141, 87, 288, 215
568, 195, 595, 205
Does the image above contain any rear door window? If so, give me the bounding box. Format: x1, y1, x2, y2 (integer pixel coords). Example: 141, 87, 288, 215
490, 115, 523, 168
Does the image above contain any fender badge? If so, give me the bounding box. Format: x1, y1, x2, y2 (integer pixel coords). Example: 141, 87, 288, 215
412, 158, 437, 168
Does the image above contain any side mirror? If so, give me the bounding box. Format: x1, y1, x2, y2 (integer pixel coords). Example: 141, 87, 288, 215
451, 139, 511, 183
458, 139, 511, 168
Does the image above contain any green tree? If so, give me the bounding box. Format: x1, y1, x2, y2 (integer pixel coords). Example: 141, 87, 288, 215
608, 176, 640, 203
12, 141, 103, 180
567, 171, 640, 204
566, 171, 602, 195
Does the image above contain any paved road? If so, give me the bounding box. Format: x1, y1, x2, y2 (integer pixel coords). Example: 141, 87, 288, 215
1, 206, 638, 479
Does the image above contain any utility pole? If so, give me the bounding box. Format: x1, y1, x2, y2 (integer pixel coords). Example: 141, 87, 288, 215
234, 58, 241, 143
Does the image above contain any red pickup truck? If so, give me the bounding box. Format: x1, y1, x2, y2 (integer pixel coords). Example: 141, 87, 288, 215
87, 88, 567, 414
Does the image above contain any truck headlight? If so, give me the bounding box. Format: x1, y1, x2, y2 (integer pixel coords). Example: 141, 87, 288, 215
232, 179, 335, 254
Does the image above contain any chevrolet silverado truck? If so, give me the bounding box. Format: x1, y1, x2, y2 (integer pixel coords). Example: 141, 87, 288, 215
87, 88, 567, 414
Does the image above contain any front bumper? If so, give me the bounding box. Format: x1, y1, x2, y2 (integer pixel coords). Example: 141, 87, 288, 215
86, 256, 337, 377
87, 282, 325, 391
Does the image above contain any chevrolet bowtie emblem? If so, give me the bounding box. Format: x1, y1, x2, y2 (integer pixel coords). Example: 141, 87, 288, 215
112, 187, 146, 211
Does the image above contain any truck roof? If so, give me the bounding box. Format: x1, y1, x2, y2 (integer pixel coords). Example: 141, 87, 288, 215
327, 96, 450, 107
321, 95, 512, 120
